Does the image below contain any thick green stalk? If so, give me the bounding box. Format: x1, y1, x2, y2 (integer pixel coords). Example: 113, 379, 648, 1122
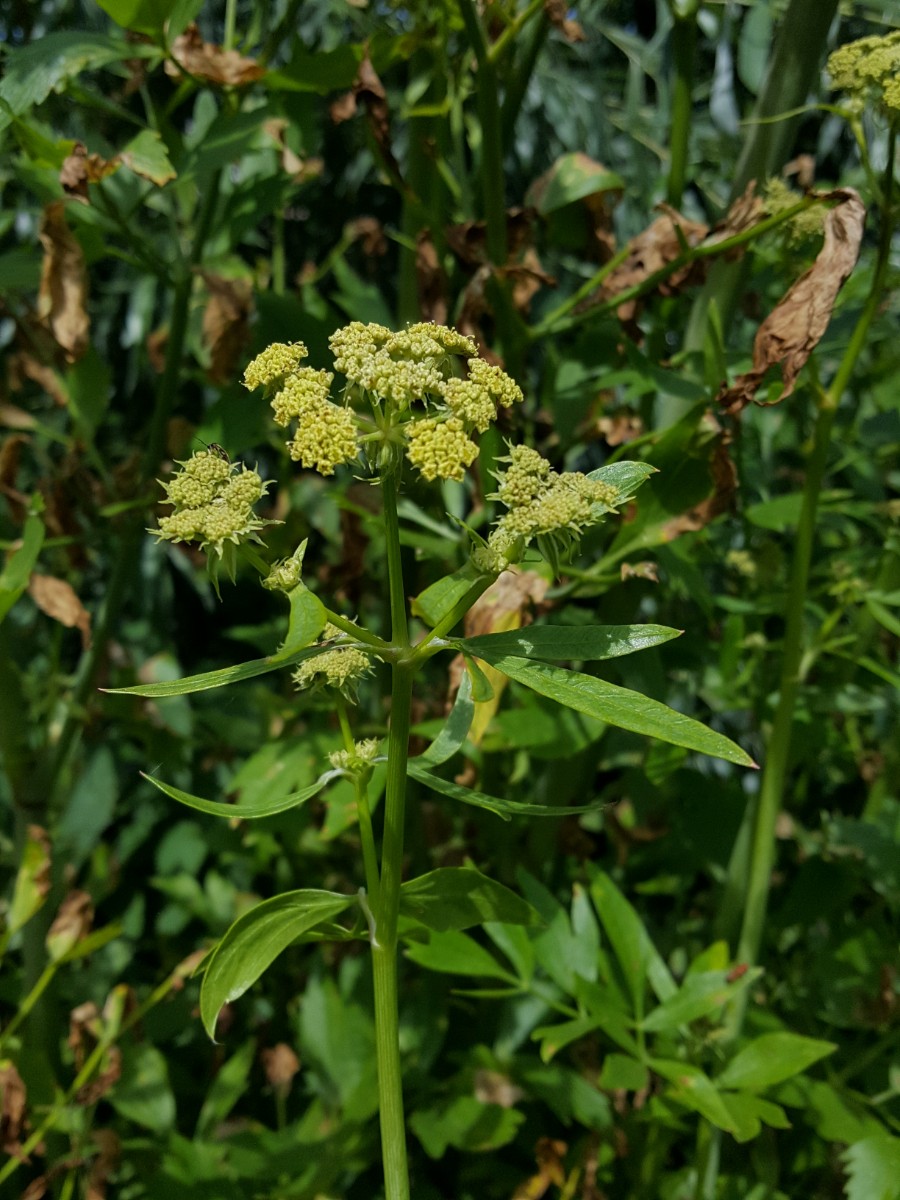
667, 10, 698, 207
458, 0, 508, 265
371, 473, 412, 1200
730, 144, 895, 1026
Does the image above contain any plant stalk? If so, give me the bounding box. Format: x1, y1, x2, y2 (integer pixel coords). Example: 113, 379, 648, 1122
667, 9, 698, 207
371, 473, 413, 1200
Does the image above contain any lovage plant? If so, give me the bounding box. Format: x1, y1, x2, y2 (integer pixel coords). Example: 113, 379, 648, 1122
111, 322, 754, 1199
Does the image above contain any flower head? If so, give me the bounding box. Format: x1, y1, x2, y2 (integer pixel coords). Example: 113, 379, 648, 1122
286, 397, 360, 475
328, 738, 382, 774
153, 451, 274, 556
270, 368, 334, 427
293, 624, 373, 699
243, 342, 309, 392
405, 417, 479, 482
827, 32, 900, 113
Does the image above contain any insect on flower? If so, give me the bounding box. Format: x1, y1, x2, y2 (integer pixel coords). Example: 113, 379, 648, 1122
194, 438, 231, 462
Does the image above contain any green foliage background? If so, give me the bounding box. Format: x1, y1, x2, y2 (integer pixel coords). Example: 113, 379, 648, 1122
0, 0, 898, 1197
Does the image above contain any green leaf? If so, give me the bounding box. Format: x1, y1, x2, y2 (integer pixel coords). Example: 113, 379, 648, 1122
589, 869, 676, 1012
462, 654, 494, 702
408, 762, 606, 822
419, 669, 474, 765
280, 582, 327, 655
717, 1032, 837, 1092
410, 1094, 525, 1159
194, 1040, 256, 1139
200, 890, 354, 1038
120, 128, 176, 185
266, 42, 364, 95
103, 642, 329, 697
96, 0, 202, 34
2, 827, 50, 950
586, 460, 658, 507
720, 1091, 791, 1143
0, 514, 44, 624
399, 868, 539, 932
458, 623, 681, 663
403, 929, 518, 982
108, 1043, 176, 1132
142, 768, 340, 820
57, 746, 118, 869
641, 968, 761, 1033
0, 33, 159, 129
411, 562, 489, 629
489, 657, 756, 767
527, 151, 624, 214
651, 1059, 737, 1134
842, 1133, 900, 1200
598, 1053, 649, 1092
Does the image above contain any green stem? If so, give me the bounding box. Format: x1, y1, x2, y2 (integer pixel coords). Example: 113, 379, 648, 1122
370, 474, 412, 1200
730, 150, 895, 1029
223, 0, 237, 52
336, 698, 381, 903
667, 12, 697, 207
458, 0, 507, 265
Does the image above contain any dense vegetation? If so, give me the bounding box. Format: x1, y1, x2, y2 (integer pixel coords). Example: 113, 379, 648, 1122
1, 1, 898, 1198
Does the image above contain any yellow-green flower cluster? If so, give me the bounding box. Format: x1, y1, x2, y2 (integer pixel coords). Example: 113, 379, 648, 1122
293, 624, 373, 699
827, 31, 900, 114
243, 342, 309, 392
472, 446, 620, 573
263, 543, 307, 592
762, 178, 825, 246
328, 738, 382, 773
329, 321, 478, 410
440, 359, 525, 432
153, 451, 271, 556
405, 417, 479, 482
244, 352, 360, 476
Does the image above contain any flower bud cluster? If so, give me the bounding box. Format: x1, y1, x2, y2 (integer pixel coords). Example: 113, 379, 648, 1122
761, 179, 825, 246
827, 32, 900, 114
328, 738, 382, 774
472, 445, 620, 574
153, 451, 272, 556
293, 624, 373, 699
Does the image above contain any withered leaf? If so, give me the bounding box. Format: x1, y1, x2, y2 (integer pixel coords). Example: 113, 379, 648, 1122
37, 202, 89, 363
596, 411, 644, 446
512, 1137, 568, 1199
261, 1043, 301, 1094
415, 230, 448, 324
347, 216, 387, 257
718, 188, 865, 415
200, 273, 253, 385
60, 142, 119, 202
0, 1060, 28, 1158
75, 1046, 121, 1106
590, 205, 708, 322
46, 889, 94, 961
28, 574, 92, 648
86, 1129, 119, 1200
544, 0, 585, 41
473, 1068, 523, 1108
620, 560, 659, 583
659, 432, 737, 539
329, 91, 357, 123
352, 54, 401, 182
165, 24, 264, 86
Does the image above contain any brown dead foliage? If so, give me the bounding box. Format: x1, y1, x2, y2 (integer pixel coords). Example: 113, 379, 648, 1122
544, 0, 585, 41
0, 433, 30, 519
347, 216, 388, 257
590, 205, 709, 322
0, 1060, 29, 1159
261, 1043, 301, 1095
37, 202, 89, 362
415, 230, 448, 324
446, 209, 535, 268
75, 1046, 122, 1106
718, 188, 865, 415
620, 560, 659, 583
60, 143, 118, 202
262, 119, 323, 183
165, 24, 264, 86
337, 53, 402, 182
201, 273, 253, 384
596, 411, 644, 446
46, 889, 94, 961
659, 423, 738, 539
28, 575, 92, 648
7, 351, 69, 407
511, 1137, 568, 1199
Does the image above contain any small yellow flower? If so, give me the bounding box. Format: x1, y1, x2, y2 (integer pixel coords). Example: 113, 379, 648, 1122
286, 398, 359, 475
243, 342, 309, 391
153, 452, 273, 556
293, 645, 373, 697
405, 417, 479, 482
467, 358, 524, 409
270, 368, 335, 427
827, 32, 900, 112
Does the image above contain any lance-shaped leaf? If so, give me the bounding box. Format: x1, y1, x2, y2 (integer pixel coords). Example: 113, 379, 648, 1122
200, 890, 354, 1039
399, 868, 540, 932
0, 513, 44, 624
418, 670, 474, 766
103, 642, 331, 698
487, 656, 755, 767
717, 1032, 836, 1092
458, 623, 681, 664
586, 461, 657, 511
142, 768, 342, 820
411, 562, 492, 629
408, 761, 606, 821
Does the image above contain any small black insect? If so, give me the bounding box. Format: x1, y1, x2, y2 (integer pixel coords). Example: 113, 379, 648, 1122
195, 438, 231, 462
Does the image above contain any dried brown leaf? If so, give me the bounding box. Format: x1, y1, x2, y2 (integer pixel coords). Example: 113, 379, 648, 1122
717, 189, 865, 415
86, 1130, 119, 1200
46, 889, 94, 961
37, 202, 89, 362
329, 91, 357, 123
593, 205, 708, 322
352, 54, 401, 180
347, 216, 387, 257
261, 1043, 301, 1094
544, 0, 585, 41
68, 1001, 102, 1069
473, 1068, 523, 1108
415, 230, 448, 324
511, 1137, 568, 1199
7, 352, 69, 407
0, 433, 29, 495
0, 403, 38, 430
60, 143, 119, 202
28, 575, 92, 648
75, 1046, 121, 1106
0, 1061, 28, 1158
165, 24, 264, 86
620, 561, 659, 583
200, 273, 253, 384
596, 411, 644, 446
659, 427, 737, 539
